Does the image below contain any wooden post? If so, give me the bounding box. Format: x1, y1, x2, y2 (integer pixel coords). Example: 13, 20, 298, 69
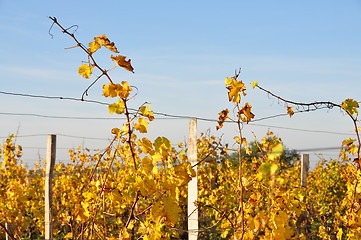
301, 154, 309, 187
45, 134, 56, 240
5, 223, 13, 240
187, 119, 198, 239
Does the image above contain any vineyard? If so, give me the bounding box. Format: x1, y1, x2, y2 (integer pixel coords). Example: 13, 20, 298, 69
1, 17, 361, 240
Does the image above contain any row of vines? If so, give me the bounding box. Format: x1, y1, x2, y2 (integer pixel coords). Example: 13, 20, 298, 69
1, 17, 361, 239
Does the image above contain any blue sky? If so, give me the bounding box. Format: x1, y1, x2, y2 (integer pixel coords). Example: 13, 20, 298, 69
0, 0, 360, 166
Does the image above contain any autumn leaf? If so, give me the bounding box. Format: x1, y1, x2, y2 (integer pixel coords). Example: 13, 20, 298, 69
78, 64, 93, 79
216, 109, 229, 130
134, 118, 149, 133
153, 137, 171, 152
88, 41, 101, 53
111, 128, 120, 135
234, 136, 251, 154
111, 55, 134, 73
94, 34, 119, 53
139, 105, 155, 121
225, 77, 247, 103
238, 102, 255, 123
258, 162, 279, 176
138, 138, 153, 154
103, 83, 118, 98
342, 138, 356, 147
117, 81, 132, 98
268, 143, 283, 160
250, 80, 258, 89
341, 98, 359, 116
341, 138, 358, 154
163, 196, 181, 225
108, 99, 125, 114
103, 82, 132, 98
287, 106, 294, 117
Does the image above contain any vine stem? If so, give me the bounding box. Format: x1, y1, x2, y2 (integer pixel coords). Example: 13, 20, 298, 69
49, 17, 114, 89
236, 104, 245, 240
256, 85, 341, 109
125, 191, 140, 229
123, 98, 138, 170
256, 84, 361, 165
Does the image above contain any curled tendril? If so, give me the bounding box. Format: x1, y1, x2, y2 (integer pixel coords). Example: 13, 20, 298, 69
64, 24, 79, 34
48, 20, 55, 38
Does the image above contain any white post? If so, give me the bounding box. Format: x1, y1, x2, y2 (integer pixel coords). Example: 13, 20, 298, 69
45, 134, 56, 240
301, 154, 309, 187
187, 118, 198, 239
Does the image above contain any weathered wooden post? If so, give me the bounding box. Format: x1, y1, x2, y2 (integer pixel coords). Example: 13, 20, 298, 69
187, 118, 198, 239
301, 154, 309, 187
45, 134, 56, 240
5, 223, 13, 240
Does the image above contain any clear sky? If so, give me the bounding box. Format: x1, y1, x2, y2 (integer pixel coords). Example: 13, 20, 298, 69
0, 0, 360, 166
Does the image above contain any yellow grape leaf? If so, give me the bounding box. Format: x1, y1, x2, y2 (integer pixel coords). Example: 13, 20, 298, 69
76, 206, 88, 221
220, 221, 231, 238
239, 102, 255, 123
270, 163, 279, 175
139, 105, 155, 121
111, 55, 134, 73
103, 83, 118, 98
268, 143, 283, 160
250, 80, 258, 89
134, 118, 149, 133
163, 196, 181, 225
342, 138, 356, 146
88, 41, 101, 53
272, 212, 293, 239
337, 228, 343, 240
258, 162, 279, 176
186, 162, 196, 177
341, 138, 358, 154
225, 77, 246, 103
341, 98, 359, 115
78, 64, 93, 79
111, 127, 120, 135
234, 136, 242, 144
108, 99, 125, 114
241, 177, 249, 187
135, 175, 157, 196
103, 82, 132, 98
138, 137, 153, 154
141, 156, 153, 173
174, 163, 192, 184
151, 201, 163, 220
151, 152, 163, 165
121, 123, 129, 134
144, 176, 157, 195
121, 229, 131, 240
225, 77, 233, 85
154, 137, 171, 152
64, 233, 73, 239
134, 176, 146, 195
94, 34, 119, 53
287, 106, 294, 117
117, 81, 132, 99
273, 211, 288, 228
216, 109, 229, 130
